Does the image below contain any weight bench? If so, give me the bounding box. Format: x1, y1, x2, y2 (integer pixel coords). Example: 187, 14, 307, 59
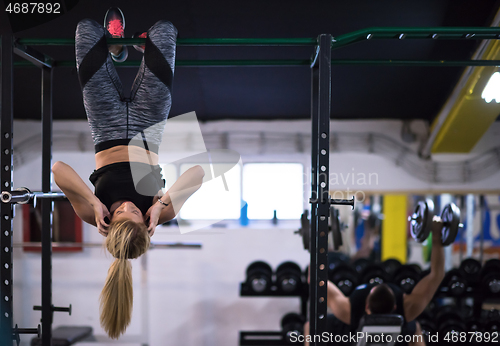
31, 326, 93, 346
355, 314, 403, 346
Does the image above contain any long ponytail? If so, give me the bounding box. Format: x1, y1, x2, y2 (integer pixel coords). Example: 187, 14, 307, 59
99, 220, 149, 339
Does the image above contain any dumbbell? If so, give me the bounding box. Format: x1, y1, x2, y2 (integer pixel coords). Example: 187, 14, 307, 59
485, 309, 500, 333
435, 305, 467, 335
381, 258, 402, 280
466, 318, 484, 344
408, 200, 462, 246
442, 269, 468, 297
327, 252, 350, 272
329, 263, 359, 296
459, 258, 482, 288
361, 264, 389, 285
418, 312, 437, 345
353, 258, 371, 275
276, 261, 303, 294
281, 312, 305, 344
480, 259, 500, 296
245, 261, 273, 294
393, 264, 422, 294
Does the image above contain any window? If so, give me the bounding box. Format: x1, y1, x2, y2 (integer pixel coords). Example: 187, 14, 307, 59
179, 162, 241, 220
160, 163, 178, 190
242, 163, 304, 220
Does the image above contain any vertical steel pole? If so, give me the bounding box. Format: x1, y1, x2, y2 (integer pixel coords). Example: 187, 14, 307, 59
41, 66, 53, 346
0, 34, 14, 346
310, 34, 331, 345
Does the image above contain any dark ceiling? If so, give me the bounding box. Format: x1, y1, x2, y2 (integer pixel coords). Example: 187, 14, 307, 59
2, 0, 500, 122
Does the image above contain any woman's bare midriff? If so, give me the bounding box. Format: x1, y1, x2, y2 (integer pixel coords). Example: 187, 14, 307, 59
95, 145, 159, 169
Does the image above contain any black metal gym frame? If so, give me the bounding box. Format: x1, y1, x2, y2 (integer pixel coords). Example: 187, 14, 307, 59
309, 34, 331, 339
5, 27, 500, 346
0, 35, 72, 345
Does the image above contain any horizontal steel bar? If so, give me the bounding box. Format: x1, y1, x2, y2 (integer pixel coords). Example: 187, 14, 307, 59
12, 59, 500, 68
14, 241, 202, 249
329, 59, 500, 66
13, 59, 312, 67
1, 188, 65, 204
16, 27, 500, 48
13, 42, 53, 69
17, 37, 317, 46
331, 26, 500, 49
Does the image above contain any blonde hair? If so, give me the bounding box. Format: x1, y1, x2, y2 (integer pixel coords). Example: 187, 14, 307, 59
99, 219, 150, 339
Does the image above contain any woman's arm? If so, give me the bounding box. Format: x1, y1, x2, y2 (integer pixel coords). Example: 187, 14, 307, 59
52, 161, 109, 232
146, 165, 205, 233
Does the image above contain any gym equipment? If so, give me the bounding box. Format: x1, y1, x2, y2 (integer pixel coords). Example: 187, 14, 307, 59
327, 251, 350, 272
245, 261, 274, 294
30, 326, 92, 346
12, 325, 40, 346
480, 259, 500, 295
408, 200, 462, 246
296, 206, 345, 251
353, 258, 371, 275
329, 263, 359, 296
442, 269, 467, 297
418, 315, 436, 345
330, 207, 343, 250
459, 258, 482, 287
281, 313, 305, 344
393, 265, 421, 294
435, 305, 467, 335
409, 199, 434, 243
381, 258, 402, 280
1, 187, 66, 206
361, 264, 389, 285
355, 314, 403, 346
485, 310, 500, 333
440, 203, 462, 246
9, 29, 500, 346
296, 211, 310, 250
276, 262, 303, 294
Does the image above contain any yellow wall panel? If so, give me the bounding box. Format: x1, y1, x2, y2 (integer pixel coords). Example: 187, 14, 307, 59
382, 195, 407, 263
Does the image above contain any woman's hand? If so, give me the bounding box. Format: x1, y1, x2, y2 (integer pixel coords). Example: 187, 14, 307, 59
145, 203, 163, 237
94, 200, 110, 237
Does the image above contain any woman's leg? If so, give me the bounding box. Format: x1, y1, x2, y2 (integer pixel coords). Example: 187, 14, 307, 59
127, 20, 178, 152
75, 18, 127, 145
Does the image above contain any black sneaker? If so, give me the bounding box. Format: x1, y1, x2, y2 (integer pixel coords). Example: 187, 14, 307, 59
132, 31, 147, 53
104, 7, 128, 62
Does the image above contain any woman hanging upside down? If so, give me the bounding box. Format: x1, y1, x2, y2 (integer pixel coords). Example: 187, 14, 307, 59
52, 7, 204, 339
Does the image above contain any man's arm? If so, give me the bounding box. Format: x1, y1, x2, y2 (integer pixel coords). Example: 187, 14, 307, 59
404, 217, 445, 322
327, 280, 351, 325
408, 321, 426, 346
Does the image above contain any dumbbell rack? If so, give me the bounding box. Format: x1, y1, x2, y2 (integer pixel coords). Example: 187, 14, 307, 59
238, 282, 309, 346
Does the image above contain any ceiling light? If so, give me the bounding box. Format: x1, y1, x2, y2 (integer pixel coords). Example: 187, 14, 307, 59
482, 71, 500, 103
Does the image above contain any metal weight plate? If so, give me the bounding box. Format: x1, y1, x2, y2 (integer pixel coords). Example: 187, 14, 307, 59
381, 258, 402, 280
295, 211, 310, 250
409, 199, 434, 243
330, 206, 343, 250
246, 261, 273, 294
441, 203, 461, 246
301, 213, 310, 251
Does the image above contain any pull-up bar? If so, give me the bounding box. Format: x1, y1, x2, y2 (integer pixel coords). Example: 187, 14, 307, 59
12, 59, 500, 67
15, 27, 500, 48
12, 27, 500, 68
